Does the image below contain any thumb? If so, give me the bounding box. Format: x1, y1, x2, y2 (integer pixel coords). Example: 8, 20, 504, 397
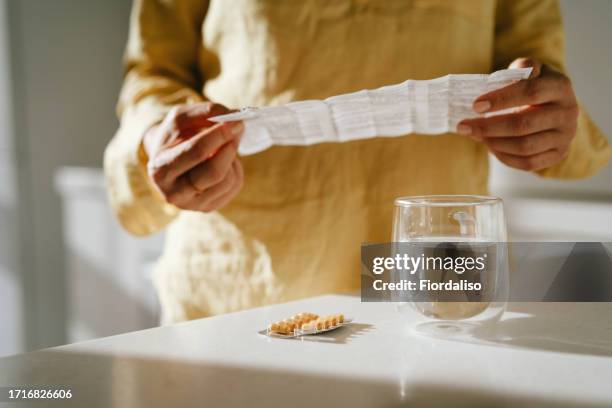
509, 57, 542, 78
180, 102, 232, 129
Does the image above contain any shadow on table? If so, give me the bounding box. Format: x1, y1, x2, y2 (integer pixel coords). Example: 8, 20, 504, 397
294, 322, 374, 344
0, 348, 600, 408
469, 303, 612, 358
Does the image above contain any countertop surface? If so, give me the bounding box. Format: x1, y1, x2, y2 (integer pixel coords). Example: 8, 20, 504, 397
1, 295, 612, 407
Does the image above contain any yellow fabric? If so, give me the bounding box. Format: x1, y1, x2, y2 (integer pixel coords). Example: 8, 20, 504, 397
104, 0, 610, 323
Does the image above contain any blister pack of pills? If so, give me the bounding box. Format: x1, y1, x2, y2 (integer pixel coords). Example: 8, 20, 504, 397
260, 312, 353, 339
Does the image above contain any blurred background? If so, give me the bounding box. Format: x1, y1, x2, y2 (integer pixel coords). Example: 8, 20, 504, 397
0, 0, 610, 357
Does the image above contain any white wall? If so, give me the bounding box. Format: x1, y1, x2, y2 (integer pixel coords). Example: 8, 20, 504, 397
0, 0, 24, 356
3, 0, 131, 353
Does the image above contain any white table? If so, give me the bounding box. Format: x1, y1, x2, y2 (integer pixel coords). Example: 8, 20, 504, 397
1, 295, 612, 407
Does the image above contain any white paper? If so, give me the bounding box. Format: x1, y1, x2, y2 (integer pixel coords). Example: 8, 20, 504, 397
210, 68, 532, 156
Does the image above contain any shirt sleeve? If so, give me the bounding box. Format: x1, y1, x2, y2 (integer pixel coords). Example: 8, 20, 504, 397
104, 0, 209, 236
494, 0, 611, 179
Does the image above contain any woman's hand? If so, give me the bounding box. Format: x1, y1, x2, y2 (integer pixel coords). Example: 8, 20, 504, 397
143, 102, 244, 212
457, 58, 579, 171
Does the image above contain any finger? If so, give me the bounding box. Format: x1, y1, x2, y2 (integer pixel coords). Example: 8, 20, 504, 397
163, 175, 199, 209
484, 130, 563, 156
473, 74, 566, 113
166, 102, 231, 135
151, 121, 243, 185
493, 149, 563, 172
509, 58, 542, 78
188, 141, 237, 191
196, 160, 239, 211
201, 161, 244, 212
458, 105, 570, 139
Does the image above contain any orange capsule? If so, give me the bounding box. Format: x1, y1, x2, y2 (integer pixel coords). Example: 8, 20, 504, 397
302, 321, 315, 331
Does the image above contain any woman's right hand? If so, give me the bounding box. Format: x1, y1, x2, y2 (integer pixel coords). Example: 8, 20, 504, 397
143, 102, 245, 212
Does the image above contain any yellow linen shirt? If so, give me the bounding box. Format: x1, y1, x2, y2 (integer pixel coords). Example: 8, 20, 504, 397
104, 0, 610, 323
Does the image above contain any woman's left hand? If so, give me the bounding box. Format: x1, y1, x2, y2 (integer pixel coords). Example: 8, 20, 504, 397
457, 58, 579, 171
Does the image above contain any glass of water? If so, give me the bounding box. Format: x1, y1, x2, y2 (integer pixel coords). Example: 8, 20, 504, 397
393, 195, 509, 334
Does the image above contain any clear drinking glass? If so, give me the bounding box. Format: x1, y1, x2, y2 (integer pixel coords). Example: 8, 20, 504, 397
393, 195, 509, 335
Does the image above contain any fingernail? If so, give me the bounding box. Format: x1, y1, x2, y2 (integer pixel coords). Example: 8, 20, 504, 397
457, 124, 472, 135
230, 121, 244, 136
473, 100, 491, 113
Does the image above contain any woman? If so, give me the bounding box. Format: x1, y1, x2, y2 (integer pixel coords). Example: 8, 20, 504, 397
105, 0, 609, 323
